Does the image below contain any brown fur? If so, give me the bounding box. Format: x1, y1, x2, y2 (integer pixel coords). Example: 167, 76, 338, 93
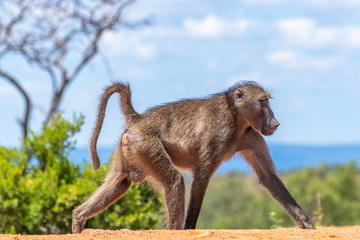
72, 81, 315, 233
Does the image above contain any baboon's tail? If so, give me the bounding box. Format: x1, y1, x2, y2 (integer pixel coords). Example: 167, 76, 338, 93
90, 82, 139, 171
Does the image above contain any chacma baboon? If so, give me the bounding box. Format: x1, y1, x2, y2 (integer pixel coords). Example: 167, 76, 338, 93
72, 81, 315, 233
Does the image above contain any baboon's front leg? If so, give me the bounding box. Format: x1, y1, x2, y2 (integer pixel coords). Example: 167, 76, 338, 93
258, 173, 315, 229
240, 128, 315, 229
72, 174, 131, 233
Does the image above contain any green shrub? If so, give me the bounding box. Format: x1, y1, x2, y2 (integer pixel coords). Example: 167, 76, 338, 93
283, 162, 360, 226
198, 163, 360, 229
0, 114, 162, 234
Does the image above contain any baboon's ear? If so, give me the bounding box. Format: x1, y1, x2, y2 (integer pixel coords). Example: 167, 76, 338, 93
235, 88, 243, 102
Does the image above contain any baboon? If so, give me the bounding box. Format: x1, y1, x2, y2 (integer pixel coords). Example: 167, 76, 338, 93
72, 81, 315, 233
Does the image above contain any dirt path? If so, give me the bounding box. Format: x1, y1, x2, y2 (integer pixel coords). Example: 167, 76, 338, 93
1, 226, 359, 240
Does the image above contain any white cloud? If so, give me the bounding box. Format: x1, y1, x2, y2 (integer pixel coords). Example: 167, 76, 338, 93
306, 0, 360, 7
102, 31, 156, 59
133, 42, 155, 59
343, 26, 360, 47
239, 0, 360, 7
267, 50, 342, 69
101, 14, 253, 59
267, 51, 300, 68
277, 18, 337, 48
277, 18, 360, 48
183, 15, 251, 38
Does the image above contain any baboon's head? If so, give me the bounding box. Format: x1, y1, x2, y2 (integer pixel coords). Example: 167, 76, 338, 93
228, 81, 280, 136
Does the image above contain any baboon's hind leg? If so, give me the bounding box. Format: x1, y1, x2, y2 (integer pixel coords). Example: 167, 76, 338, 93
139, 139, 186, 229
185, 158, 221, 229
72, 172, 131, 233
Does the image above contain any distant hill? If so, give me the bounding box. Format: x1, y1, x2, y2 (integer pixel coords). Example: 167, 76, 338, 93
70, 144, 360, 173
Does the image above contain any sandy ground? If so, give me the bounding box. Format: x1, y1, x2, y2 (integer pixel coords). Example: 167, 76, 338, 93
1, 226, 359, 240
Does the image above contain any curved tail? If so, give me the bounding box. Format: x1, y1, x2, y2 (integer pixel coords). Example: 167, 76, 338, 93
90, 82, 139, 171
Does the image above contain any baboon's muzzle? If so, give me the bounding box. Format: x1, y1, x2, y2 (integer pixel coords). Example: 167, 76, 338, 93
262, 119, 280, 136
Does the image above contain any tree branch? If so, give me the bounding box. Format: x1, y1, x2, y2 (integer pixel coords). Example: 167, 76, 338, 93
0, 0, 149, 146
0, 70, 31, 142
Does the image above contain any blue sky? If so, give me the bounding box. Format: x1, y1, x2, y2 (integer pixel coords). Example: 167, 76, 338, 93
1, 0, 360, 147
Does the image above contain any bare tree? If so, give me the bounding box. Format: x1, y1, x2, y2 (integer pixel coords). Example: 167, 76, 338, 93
0, 0, 148, 143
0, 1, 31, 141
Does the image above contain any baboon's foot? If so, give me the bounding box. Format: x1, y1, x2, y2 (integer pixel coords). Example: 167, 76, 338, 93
299, 221, 316, 230
304, 222, 316, 230
72, 210, 85, 233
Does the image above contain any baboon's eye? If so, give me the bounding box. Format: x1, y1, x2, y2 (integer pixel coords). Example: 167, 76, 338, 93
235, 89, 243, 101
260, 98, 270, 106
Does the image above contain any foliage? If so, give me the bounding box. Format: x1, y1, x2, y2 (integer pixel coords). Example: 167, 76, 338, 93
197, 163, 360, 229
283, 162, 360, 226
0, 114, 162, 234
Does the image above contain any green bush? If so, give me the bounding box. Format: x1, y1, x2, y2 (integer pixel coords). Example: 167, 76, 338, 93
282, 162, 360, 226
0, 114, 162, 234
197, 163, 360, 229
